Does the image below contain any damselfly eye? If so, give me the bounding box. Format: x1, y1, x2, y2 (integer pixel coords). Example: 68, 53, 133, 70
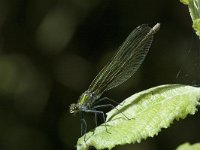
69, 103, 79, 114
69, 104, 75, 113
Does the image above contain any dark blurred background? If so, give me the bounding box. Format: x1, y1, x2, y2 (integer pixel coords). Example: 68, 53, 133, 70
0, 0, 200, 150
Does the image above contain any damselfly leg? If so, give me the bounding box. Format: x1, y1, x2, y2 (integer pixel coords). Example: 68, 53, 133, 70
80, 112, 87, 136
94, 97, 130, 120
80, 108, 111, 142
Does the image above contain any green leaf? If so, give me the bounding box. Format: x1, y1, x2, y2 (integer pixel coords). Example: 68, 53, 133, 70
193, 19, 200, 36
77, 84, 200, 150
180, 0, 200, 38
180, 0, 190, 5
176, 142, 200, 150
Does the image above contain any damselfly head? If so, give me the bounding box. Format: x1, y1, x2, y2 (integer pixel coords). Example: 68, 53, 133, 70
69, 103, 80, 114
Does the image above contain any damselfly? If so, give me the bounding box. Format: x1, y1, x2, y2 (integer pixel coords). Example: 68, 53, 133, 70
70, 23, 160, 135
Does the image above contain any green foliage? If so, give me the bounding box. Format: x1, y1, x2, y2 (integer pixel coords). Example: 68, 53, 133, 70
77, 84, 200, 150
180, 0, 190, 4
176, 142, 200, 150
180, 0, 200, 37
193, 19, 200, 36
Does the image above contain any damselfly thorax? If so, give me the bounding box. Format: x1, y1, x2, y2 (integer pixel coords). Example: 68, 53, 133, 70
69, 90, 101, 114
